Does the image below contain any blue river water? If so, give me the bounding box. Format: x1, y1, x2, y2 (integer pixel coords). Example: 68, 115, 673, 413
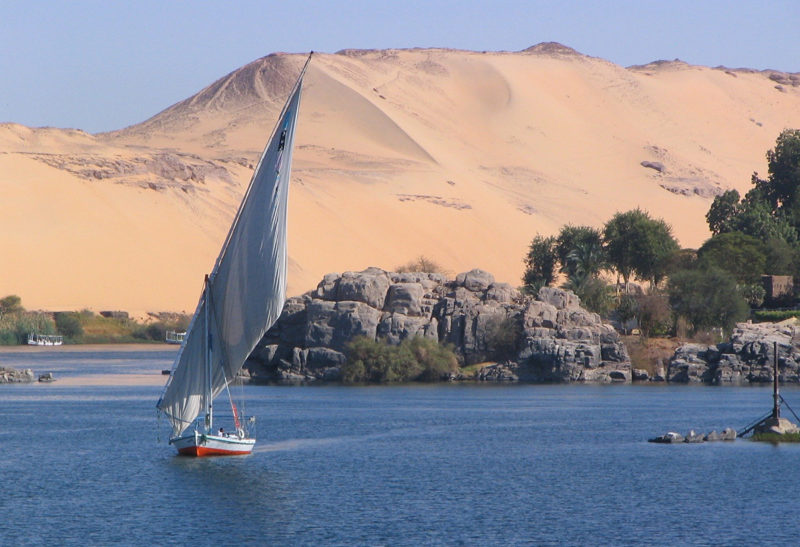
2, 346, 800, 546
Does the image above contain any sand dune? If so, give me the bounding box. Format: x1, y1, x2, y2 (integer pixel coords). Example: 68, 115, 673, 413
2, 45, 800, 314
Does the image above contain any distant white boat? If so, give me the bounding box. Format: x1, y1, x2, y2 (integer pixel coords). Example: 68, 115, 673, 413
165, 331, 186, 345
156, 53, 310, 457
27, 333, 63, 346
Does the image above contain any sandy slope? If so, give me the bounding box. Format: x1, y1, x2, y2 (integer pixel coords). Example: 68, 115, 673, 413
2, 44, 800, 314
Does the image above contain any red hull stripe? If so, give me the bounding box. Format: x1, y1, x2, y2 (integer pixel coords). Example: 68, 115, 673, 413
177, 445, 252, 457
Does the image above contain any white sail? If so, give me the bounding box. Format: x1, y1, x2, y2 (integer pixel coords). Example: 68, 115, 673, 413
158, 60, 306, 436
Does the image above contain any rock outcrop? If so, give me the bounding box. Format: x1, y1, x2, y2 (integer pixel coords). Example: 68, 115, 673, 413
667, 320, 800, 384
245, 268, 631, 383
648, 428, 737, 443
0, 367, 35, 384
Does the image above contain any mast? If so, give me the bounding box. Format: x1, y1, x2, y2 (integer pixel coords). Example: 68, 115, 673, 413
773, 340, 780, 419
205, 275, 213, 432
157, 52, 310, 438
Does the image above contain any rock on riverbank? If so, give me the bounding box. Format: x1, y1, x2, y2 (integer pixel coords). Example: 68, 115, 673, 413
244, 268, 630, 383
0, 367, 35, 384
667, 319, 800, 384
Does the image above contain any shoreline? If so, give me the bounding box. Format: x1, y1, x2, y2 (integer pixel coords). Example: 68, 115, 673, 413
0, 343, 179, 354
2, 343, 798, 390
0, 343, 178, 387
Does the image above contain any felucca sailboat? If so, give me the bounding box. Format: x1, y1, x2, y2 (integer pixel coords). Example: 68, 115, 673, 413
157, 53, 310, 456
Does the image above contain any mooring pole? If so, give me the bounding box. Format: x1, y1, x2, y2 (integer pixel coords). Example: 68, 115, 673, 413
774, 340, 780, 420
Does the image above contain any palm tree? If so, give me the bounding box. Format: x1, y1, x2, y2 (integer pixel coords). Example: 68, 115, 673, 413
565, 239, 607, 287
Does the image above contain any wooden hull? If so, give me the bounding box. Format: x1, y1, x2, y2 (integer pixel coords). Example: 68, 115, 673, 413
170, 431, 255, 457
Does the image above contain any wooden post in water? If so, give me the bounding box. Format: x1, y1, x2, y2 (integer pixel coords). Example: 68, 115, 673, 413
773, 341, 780, 420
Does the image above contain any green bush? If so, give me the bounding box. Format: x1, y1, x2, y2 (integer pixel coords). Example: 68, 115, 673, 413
752, 309, 800, 322
0, 295, 23, 316
635, 293, 672, 338
484, 315, 523, 361
343, 336, 458, 383
55, 312, 84, 340
751, 432, 800, 443
615, 294, 638, 333
567, 277, 615, 316
132, 322, 169, 341
522, 235, 557, 294
0, 303, 56, 345
395, 256, 444, 273
739, 283, 766, 308
667, 266, 749, 334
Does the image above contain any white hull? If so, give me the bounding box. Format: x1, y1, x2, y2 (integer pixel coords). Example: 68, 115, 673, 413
27, 335, 63, 346
170, 431, 255, 457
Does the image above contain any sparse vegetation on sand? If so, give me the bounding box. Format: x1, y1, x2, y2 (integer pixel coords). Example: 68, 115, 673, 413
0, 295, 190, 345
395, 255, 446, 274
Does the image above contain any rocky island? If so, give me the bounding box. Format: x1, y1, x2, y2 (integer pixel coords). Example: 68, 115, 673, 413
667, 319, 800, 384
0, 366, 35, 384
244, 268, 631, 384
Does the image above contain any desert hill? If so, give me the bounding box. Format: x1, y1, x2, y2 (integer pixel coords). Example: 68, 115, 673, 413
2, 44, 800, 314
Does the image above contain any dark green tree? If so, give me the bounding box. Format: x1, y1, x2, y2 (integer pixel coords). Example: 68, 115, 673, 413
697, 231, 766, 284
666, 248, 698, 274
603, 209, 679, 287
555, 225, 605, 279
615, 293, 639, 334
667, 267, 749, 334
705, 131, 800, 246
54, 312, 84, 340
523, 235, 557, 293
706, 189, 740, 235
730, 190, 797, 243
0, 295, 23, 317
565, 238, 607, 285
638, 217, 681, 287
763, 238, 797, 276
755, 128, 800, 213
603, 211, 641, 286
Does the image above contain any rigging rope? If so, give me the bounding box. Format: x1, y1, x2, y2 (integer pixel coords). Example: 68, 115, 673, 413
780, 394, 800, 423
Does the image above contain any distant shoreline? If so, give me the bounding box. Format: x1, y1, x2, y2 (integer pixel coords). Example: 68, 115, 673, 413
0, 343, 179, 354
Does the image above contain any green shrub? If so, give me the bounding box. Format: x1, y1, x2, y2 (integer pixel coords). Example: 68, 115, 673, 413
753, 310, 800, 322
568, 277, 615, 316
395, 256, 444, 273
484, 315, 523, 361
0, 305, 57, 345
522, 235, 557, 294
751, 432, 800, 443
0, 295, 23, 316
739, 283, 766, 308
615, 294, 638, 334
407, 336, 460, 381
55, 312, 84, 340
636, 293, 672, 338
667, 266, 749, 334
343, 336, 458, 383
132, 322, 169, 341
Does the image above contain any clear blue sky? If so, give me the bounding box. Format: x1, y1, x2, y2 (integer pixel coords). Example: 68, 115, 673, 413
2, 0, 798, 133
